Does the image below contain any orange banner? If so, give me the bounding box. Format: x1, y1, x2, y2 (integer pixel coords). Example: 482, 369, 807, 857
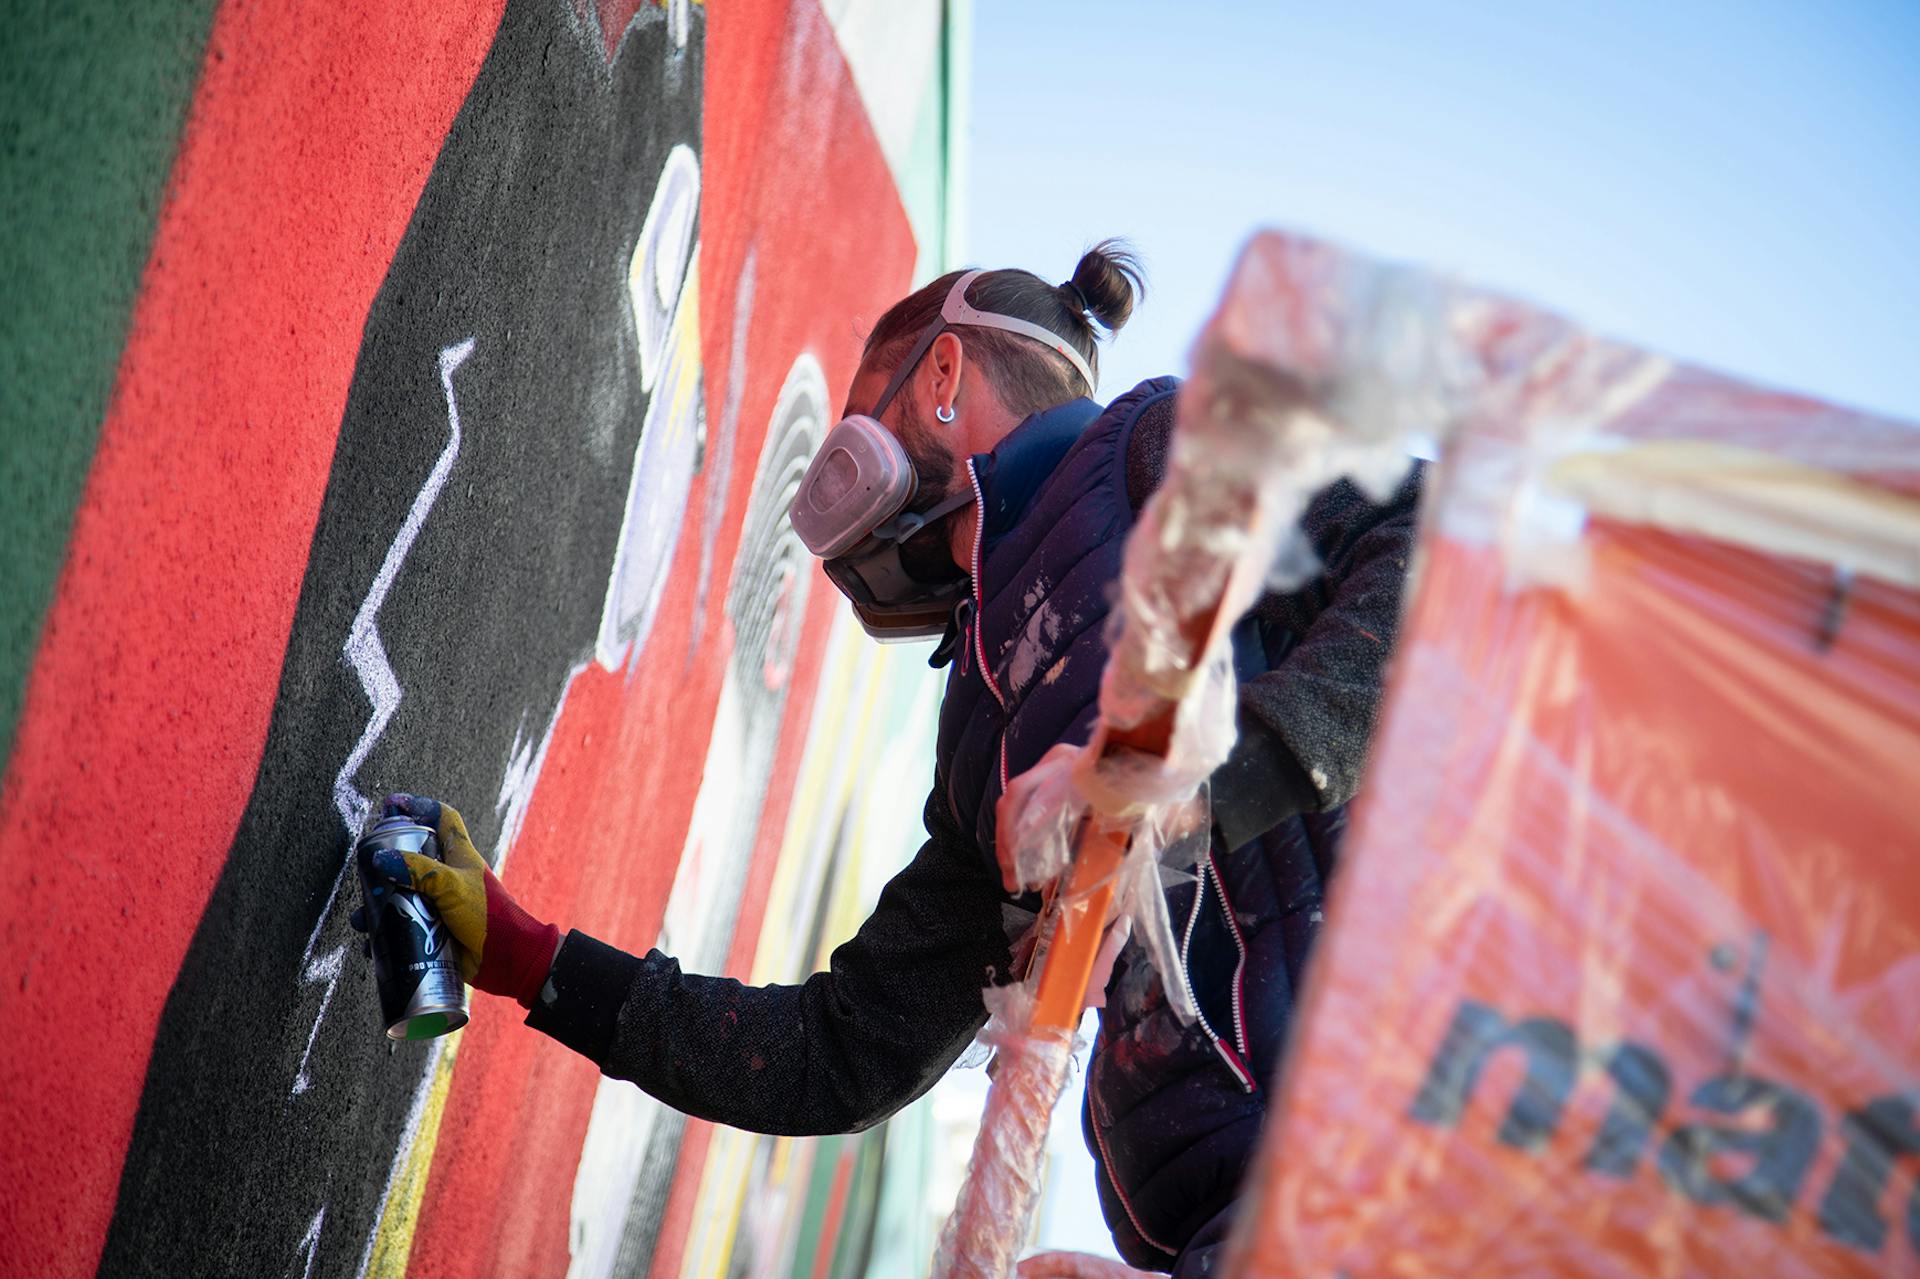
1226, 237, 1920, 1278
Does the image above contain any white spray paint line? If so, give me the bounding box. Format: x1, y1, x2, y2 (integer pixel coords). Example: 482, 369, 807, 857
492, 660, 576, 873
295, 1204, 326, 1279
302, 337, 476, 967
353, 1035, 450, 1279
332, 338, 477, 839
285, 338, 474, 1279
290, 944, 345, 1096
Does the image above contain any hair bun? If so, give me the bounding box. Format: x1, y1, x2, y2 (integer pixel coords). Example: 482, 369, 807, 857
1064, 239, 1144, 334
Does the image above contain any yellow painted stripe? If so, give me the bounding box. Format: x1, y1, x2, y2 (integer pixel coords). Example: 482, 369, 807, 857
682, 619, 913, 1277
366, 1036, 461, 1276
683, 1125, 760, 1278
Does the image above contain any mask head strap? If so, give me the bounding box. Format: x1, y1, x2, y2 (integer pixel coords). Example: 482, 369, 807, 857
876, 483, 977, 544
867, 270, 1097, 418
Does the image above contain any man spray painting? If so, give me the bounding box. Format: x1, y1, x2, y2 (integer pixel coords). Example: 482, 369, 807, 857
364, 244, 1420, 1275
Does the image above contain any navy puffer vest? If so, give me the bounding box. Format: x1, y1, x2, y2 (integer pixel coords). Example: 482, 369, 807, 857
934, 380, 1342, 1270
936, 385, 1130, 854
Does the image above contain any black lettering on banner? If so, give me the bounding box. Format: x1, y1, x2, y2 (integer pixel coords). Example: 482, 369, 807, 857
1581, 1042, 1671, 1178
1657, 1074, 1820, 1223
1817, 1095, 1920, 1254
1408, 999, 1577, 1150
1409, 995, 1918, 1261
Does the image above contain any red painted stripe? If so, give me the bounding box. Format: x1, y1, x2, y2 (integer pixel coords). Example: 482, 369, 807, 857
808, 1140, 859, 1279
642, 3, 923, 1267
0, 4, 502, 1272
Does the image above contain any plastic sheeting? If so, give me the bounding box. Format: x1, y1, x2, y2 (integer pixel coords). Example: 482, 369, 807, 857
930, 986, 1081, 1279
1216, 232, 1920, 1277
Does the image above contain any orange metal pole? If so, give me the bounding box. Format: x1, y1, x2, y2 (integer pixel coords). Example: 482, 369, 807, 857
1030, 823, 1127, 1029
1027, 618, 1216, 1033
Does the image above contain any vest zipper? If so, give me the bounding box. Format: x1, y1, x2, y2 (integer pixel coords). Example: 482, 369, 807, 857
970, 449, 1251, 1093
1208, 847, 1254, 1076
1089, 1099, 1181, 1261
965, 457, 1011, 793
971, 446, 1236, 1254
1180, 855, 1258, 1094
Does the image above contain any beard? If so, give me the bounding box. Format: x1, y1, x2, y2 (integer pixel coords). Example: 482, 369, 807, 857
891, 395, 957, 516
888, 397, 966, 583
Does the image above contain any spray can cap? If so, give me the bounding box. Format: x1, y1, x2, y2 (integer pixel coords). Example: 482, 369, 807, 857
366, 812, 432, 838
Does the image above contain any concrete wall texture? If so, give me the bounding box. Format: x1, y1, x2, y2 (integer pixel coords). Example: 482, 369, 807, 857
0, 2, 965, 1275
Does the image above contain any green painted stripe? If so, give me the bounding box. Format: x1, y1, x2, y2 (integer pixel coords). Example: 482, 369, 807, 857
0, 1, 221, 763
827, 1128, 885, 1279
785, 1133, 841, 1279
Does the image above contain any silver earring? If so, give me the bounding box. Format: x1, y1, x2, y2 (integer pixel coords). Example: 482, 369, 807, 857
935, 403, 956, 424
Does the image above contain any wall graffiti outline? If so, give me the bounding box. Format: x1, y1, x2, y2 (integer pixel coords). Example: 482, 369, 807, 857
87, 3, 712, 1273
353, 37, 715, 1278
597, 143, 706, 676
293, 336, 477, 1101
332, 338, 479, 840
296, 1205, 325, 1279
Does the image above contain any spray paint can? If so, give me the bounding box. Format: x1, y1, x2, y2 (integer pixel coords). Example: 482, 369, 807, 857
356, 815, 469, 1041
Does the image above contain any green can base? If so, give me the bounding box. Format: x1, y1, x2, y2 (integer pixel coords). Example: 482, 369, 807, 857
386, 1006, 470, 1041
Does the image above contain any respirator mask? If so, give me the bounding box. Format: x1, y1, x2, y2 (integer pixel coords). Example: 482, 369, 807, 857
788, 271, 1098, 641
789, 415, 975, 640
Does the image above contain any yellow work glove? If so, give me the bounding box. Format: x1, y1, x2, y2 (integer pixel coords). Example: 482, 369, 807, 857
354, 793, 560, 1007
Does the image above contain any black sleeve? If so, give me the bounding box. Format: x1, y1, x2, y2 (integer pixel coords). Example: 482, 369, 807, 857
1239, 466, 1424, 811
525, 786, 1016, 1136
1126, 394, 1422, 816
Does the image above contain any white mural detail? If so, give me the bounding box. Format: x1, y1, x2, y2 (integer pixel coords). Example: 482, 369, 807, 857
333, 338, 477, 838
493, 699, 569, 870
291, 337, 475, 1104
567, 352, 828, 1279
632, 145, 699, 395
597, 147, 705, 672
290, 945, 344, 1098
294, 1205, 325, 1279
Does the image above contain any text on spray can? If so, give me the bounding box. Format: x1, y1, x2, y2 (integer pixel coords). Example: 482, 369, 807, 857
356, 815, 469, 1041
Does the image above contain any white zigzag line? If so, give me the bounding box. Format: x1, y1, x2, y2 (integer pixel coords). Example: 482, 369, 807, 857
295, 1204, 325, 1279
290, 339, 474, 1111
290, 941, 344, 1098
301, 337, 475, 968
339, 339, 475, 1279
331, 336, 477, 839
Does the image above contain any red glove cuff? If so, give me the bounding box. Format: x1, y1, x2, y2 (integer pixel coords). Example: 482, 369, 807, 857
476, 868, 563, 1009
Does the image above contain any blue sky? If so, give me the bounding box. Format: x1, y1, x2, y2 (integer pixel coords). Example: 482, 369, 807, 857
965, 0, 1920, 422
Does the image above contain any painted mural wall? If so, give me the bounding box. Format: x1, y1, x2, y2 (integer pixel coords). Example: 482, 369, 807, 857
0, 2, 966, 1275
